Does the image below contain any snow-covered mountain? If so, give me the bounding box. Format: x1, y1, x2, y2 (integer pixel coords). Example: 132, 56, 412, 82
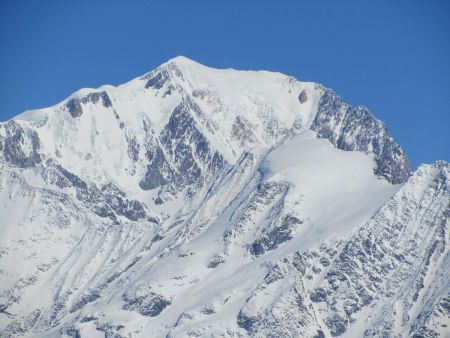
0, 56, 448, 338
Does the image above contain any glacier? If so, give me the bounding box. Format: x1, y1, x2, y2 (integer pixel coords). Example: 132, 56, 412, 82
0, 56, 448, 337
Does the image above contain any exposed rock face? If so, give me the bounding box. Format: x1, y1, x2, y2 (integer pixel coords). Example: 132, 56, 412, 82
122, 286, 172, 317
67, 98, 83, 118
66, 91, 112, 117
237, 254, 325, 337
250, 214, 303, 257
0, 57, 447, 338
299, 89, 308, 103
41, 162, 147, 221
143, 62, 183, 90
412, 295, 450, 338
139, 97, 226, 193
231, 116, 257, 146
0, 121, 42, 168
229, 160, 449, 337
309, 161, 450, 337
311, 89, 410, 184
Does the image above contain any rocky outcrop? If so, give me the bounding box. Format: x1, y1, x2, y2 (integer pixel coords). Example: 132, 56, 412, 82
237, 254, 325, 337
250, 214, 303, 257
42, 162, 147, 221
140, 97, 226, 193
0, 121, 42, 168
298, 89, 308, 104
310, 161, 449, 336
311, 89, 410, 184
66, 91, 112, 117
122, 286, 172, 317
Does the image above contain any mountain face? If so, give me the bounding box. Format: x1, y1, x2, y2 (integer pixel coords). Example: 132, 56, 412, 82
0, 56, 448, 338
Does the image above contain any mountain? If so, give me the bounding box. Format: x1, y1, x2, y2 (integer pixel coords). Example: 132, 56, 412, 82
0, 56, 448, 338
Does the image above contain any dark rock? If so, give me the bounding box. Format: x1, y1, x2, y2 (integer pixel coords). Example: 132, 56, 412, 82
100, 91, 112, 107
80, 316, 98, 323
250, 214, 302, 257
263, 264, 287, 284
139, 97, 226, 193
207, 255, 225, 268
53, 162, 88, 189
82, 91, 112, 108
310, 287, 327, 303
66, 91, 112, 118
313, 330, 325, 338
236, 310, 257, 333
95, 322, 125, 337
174, 312, 195, 327
154, 196, 164, 205
70, 291, 101, 313
298, 89, 308, 103
61, 326, 81, 338
4, 309, 41, 335
67, 99, 83, 117
2, 122, 42, 168
145, 71, 166, 89
101, 183, 146, 221
126, 135, 140, 161
139, 147, 171, 190
200, 305, 216, 315
122, 289, 171, 317
325, 314, 348, 336
143, 62, 184, 90
320, 257, 330, 267
311, 89, 410, 184
231, 116, 257, 146
43, 162, 145, 221
50, 290, 72, 323
412, 329, 438, 338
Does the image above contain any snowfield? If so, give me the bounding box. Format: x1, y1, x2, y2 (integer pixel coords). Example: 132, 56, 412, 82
261, 131, 399, 245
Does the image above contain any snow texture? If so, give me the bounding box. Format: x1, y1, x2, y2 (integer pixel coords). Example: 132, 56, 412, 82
0, 56, 447, 338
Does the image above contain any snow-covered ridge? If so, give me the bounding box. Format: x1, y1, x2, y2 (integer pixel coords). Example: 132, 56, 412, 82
1, 56, 408, 195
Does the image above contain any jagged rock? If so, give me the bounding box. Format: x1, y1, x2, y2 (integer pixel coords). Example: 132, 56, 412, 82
139, 146, 171, 190
1, 121, 41, 167
311, 89, 410, 184
298, 89, 308, 103
250, 214, 303, 257
122, 287, 171, 317
70, 291, 101, 313
66, 91, 112, 118
207, 254, 225, 268
140, 97, 226, 193
310, 162, 449, 336
67, 98, 83, 117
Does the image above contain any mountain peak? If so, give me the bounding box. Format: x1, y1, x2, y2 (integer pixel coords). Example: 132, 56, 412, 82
166, 55, 199, 66
156, 55, 210, 78
1, 58, 448, 338
1, 57, 411, 187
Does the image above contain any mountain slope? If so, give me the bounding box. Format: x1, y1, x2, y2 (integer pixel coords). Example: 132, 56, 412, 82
1, 57, 447, 338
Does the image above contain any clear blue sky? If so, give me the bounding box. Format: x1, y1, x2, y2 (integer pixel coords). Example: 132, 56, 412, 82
0, 0, 449, 168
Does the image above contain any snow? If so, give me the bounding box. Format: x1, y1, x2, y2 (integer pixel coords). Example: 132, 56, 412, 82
163, 56, 322, 159
13, 109, 48, 123
261, 130, 399, 244
4, 55, 323, 196
0, 56, 446, 338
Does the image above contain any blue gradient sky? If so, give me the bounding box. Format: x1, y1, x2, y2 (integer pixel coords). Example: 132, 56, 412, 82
0, 0, 449, 168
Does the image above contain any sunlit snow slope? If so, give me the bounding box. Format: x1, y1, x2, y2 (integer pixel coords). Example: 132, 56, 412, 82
0, 56, 448, 338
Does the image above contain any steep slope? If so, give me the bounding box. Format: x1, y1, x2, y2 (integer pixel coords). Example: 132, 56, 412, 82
0, 57, 446, 338
310, 161, 449, 337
